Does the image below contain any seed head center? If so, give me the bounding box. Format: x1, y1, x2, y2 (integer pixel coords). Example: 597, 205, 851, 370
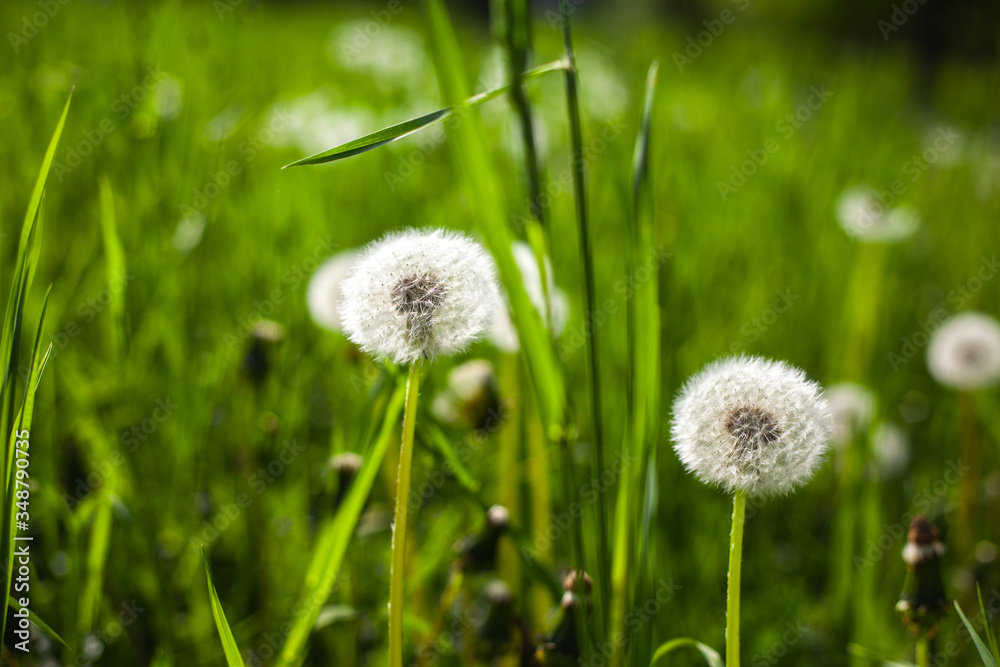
391, 272, 448, 342
725, 405, 782, 458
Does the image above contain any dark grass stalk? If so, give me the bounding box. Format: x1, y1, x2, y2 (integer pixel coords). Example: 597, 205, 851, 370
497, 0, 556, 332
559, 0, 610, 610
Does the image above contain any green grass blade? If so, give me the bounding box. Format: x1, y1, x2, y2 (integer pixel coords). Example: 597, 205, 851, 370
650, 638, 724, 667
978, 585, 1000, 660
98, 175, 127, 369
276, 381, 407, 667
78, 491, 114, 635
421, 0, 567, 440
283, 60, 566, 168
7, 597, 69, 649
955, 600, 998, 667
203, 548, 247, 667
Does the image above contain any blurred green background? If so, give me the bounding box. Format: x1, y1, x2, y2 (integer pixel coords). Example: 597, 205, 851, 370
1, 0, 999, 665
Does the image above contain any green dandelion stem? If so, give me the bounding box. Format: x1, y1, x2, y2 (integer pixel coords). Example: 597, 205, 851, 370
388, 361, 422, 667
916, 634, 930, 667
726, 490, 747, 667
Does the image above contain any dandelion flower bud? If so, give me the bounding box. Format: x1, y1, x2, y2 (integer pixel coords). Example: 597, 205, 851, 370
897, 515, 947, 636
242, 319, 285, 385
926, 311, 1000, 391
488, 241, 569, 353
306, 249, 358, 333
835, 185, 919, 243
339, 228, 502, 365
670, 355, 833, 498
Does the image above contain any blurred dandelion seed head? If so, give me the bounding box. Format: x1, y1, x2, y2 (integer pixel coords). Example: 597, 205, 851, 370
488, 241, 569, 353
339, 228, 501, 365
835, 186, 920, 243
671, 355, 833, 498
307, 249, 358, 333
926, 311, 1000, 390
826, 382, 875, 446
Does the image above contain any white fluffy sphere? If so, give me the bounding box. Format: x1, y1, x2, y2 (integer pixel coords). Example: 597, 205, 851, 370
488, 241, 569, 353
927, 311, 1000, 391
339, 228, 501, 365
307, 249, 358, 333
670, 356, 833, 498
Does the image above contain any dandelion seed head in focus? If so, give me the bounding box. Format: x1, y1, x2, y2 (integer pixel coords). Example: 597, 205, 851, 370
670, 355, 833, 498
339, 228, 501, 365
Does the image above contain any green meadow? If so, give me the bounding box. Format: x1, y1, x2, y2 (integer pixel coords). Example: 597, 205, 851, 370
1, 0, 999, 665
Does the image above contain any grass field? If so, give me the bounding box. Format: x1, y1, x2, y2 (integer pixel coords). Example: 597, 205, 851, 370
2, 0, 999, 665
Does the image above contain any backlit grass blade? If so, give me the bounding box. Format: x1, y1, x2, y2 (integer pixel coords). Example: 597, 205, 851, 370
203, 548, 247, 667
421, 0, 566, 441
1, 290, 52, 643
955, 601, 998, 667
98, 175, 127, 369
78, 490, 114, 635
7, 597, 69, 649
610, 60, 662, 667
978, 585, 1000, 660
276, 381, 406, 667
283, 60, 566, 168
650, 638, 724, 667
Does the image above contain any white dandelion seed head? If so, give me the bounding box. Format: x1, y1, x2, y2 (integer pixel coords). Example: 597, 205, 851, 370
488, 241, 570, 353
670, 355, 833, 499
826, 382, 875, 447
339, 228, 501, 365
835, 186, 919, 243
872, 421, 910, 477
307, 249, 359, 333
927, 311, 1000, 390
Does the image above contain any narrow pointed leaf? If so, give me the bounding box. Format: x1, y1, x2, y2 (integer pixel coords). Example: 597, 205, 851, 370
203, 548, 247, 667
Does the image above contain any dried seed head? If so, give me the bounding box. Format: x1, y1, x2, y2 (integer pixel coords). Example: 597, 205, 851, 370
670, 355, 833, 498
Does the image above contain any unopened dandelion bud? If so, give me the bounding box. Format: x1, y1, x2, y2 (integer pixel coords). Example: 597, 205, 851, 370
330, 452, 363, 509
897, 515, 948, 636
535, 591, 580, 665
242, 319, 285, 385
475, 580, 514, 657
456, 504, 510, 572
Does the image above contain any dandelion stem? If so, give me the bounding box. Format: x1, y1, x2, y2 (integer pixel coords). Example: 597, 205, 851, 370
726, 490, 747, 667
389, 361, 422, 667
916, 634, 930, 667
